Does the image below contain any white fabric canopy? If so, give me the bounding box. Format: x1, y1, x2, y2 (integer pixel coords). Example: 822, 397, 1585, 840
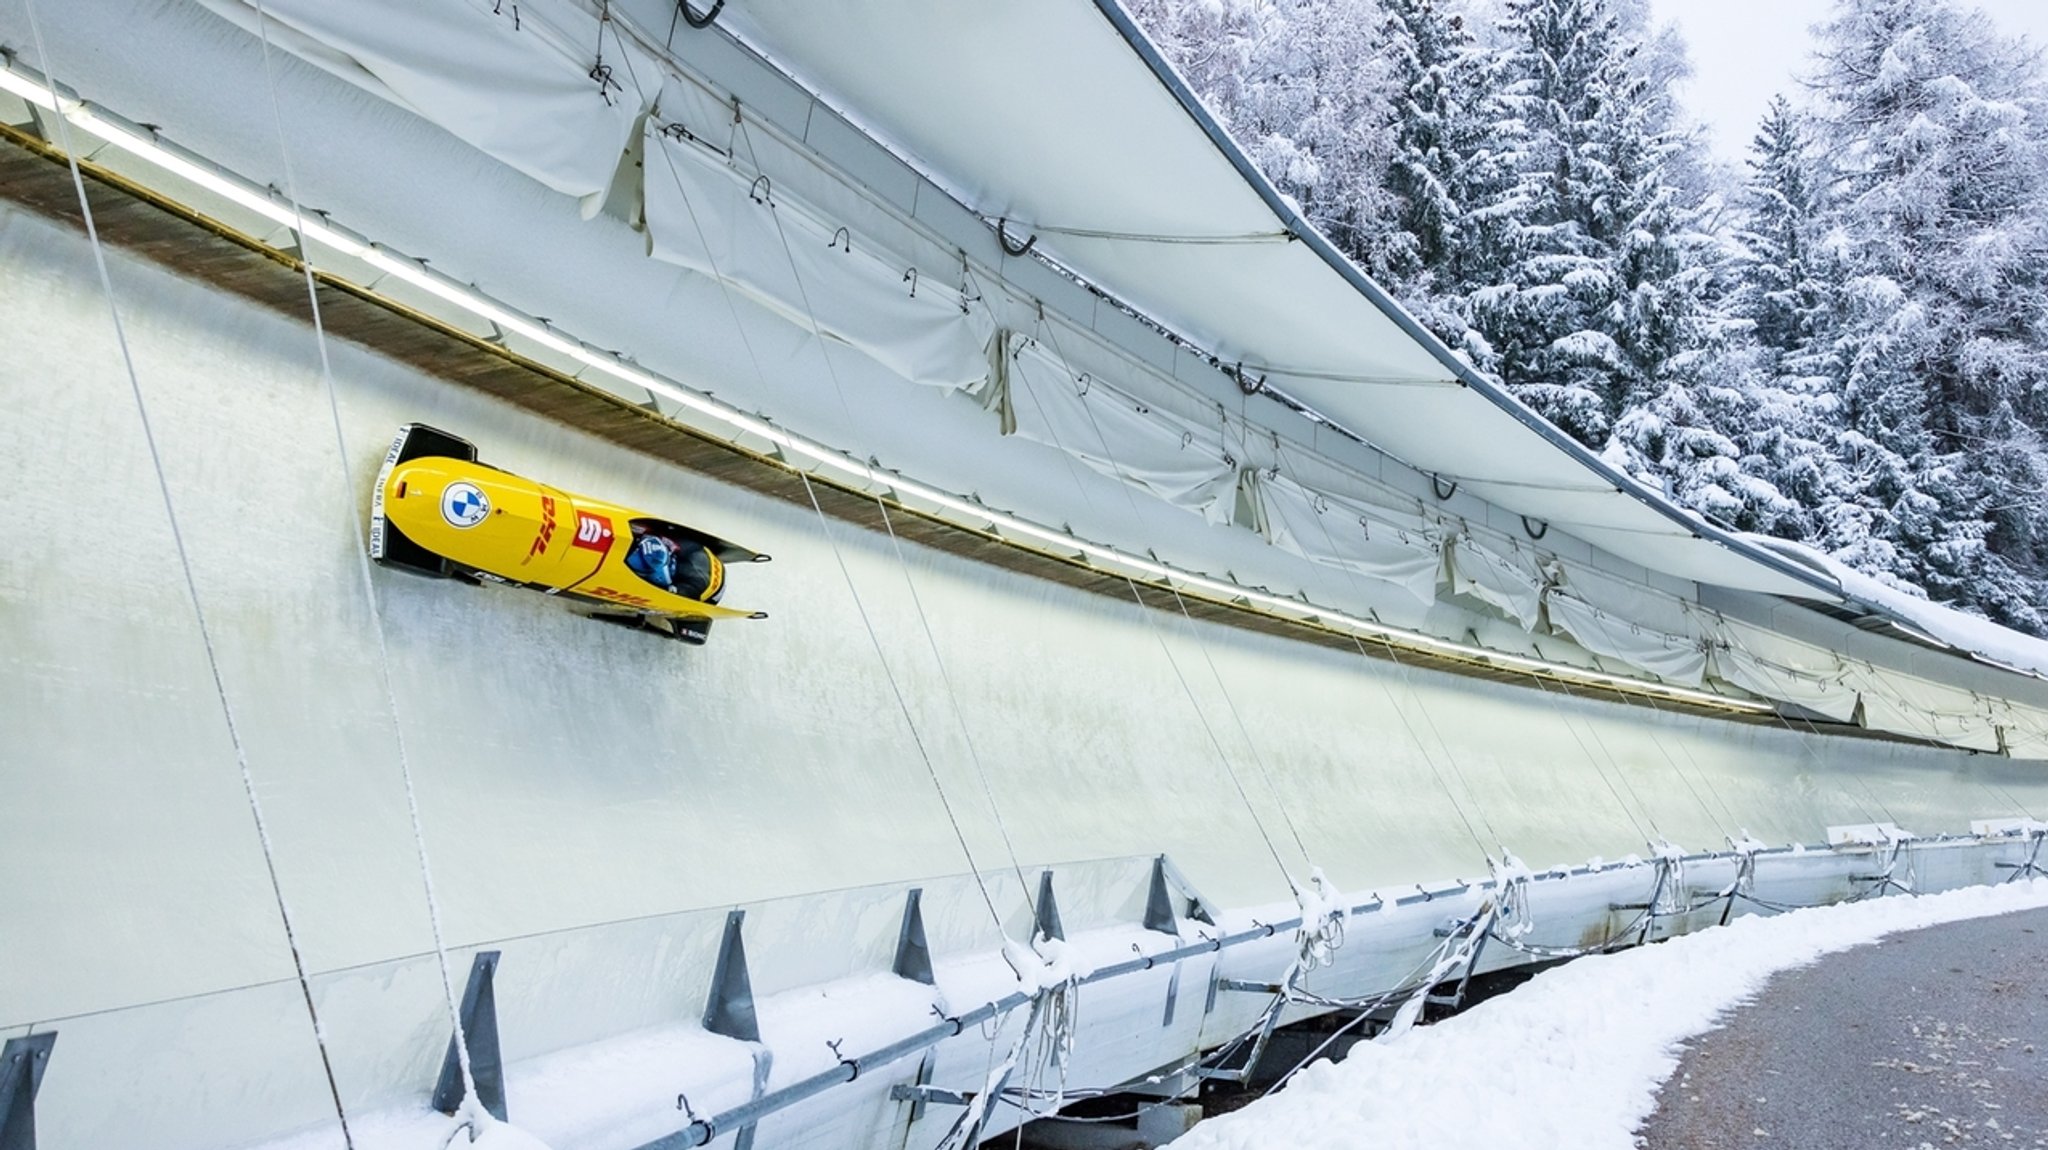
1547, 592, 1709, 686
1008, 345, 1241, 525
1709, 645, 1860, 723
200, 0, 654, 202
1247, 471, 1444, 605
1447, 535, 1549, 631
643, 123, 991, 391
1745, 536, 2048, 683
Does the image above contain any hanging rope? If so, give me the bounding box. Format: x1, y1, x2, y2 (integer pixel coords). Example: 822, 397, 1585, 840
626, 55, 1014, 933
1560, 603, 1738, 842
1714, 625, 1899, 828
996, 339, 1292, 884
246, 0, 485, 1122
19, 5, 355, 1142
872, 498, 1038, 912
1274, 441, 1501, 859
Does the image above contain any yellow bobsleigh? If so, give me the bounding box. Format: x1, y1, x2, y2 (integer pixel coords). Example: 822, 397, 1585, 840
368, 424, 768, 644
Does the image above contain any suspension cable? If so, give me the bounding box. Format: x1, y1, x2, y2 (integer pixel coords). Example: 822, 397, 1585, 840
625, 55, 1012, 931
242, 0, 507, 1114
996, 336, 1292, 882
1273, 441, 1503, 858
19, 6, 354, 1141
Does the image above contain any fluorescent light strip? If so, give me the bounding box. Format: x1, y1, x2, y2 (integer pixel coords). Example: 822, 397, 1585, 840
0, 56, 1766, 714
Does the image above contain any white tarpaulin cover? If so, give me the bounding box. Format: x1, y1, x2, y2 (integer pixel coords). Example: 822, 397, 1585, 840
642, 122, 991, 390
1247, 471, 1444, 605
1448, 535, 1549, 631
1008, 344, 1240, 525
1853, 681, 2003, 752
200, 0, 654, 202
1709, 643, 1860, 723
1546, 592, 1709, 687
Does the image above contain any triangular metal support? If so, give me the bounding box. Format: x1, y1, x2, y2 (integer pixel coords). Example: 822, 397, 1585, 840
1144, 856, 1179, 935
893, 888, 935, 985
1157, 854, 1218, 926
433, 951, 506, 1122
0, 1032, 55, 1150
703, 909, 760, 1043
1035, 870, 1064, 942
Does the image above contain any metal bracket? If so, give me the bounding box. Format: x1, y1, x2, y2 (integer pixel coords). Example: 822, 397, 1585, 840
900, 1050, 938, 1123
996, 218, 1037, 258
1162, 962, 1182, 1029
433, 951, 506, 1122
893, 888, 935, 985
704, 909, 761, 1043
1156, 854, 1218, 926
0, 1032, 55, 1150
889, 1084, 975, 1108
1035, 870, 1064, 942
1216, 979, 1283, 995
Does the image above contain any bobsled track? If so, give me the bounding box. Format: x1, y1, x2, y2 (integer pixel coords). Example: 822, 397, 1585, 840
2, 3, 2048, 1149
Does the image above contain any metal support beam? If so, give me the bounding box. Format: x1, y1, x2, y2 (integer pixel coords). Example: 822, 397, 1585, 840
1035, 870, 1064, 942
893, 889, 935, 985
0, 1032, 55, 1150
433, 951, 507, 1122
703, 909, 760, 1043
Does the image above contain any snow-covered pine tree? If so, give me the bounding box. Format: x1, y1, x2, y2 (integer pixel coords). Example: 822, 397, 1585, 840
1124, 0, 1400, 274
1806, 0, 2048, 630
1376, 0, 1514, 349
1468, 0, 1709, 451
1706, 95, 1844, 539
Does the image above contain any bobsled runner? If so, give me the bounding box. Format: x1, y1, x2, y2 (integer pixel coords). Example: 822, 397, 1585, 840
368, 424, 769, 645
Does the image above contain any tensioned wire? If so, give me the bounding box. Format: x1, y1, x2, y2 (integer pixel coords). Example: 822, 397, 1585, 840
1543, 600, 1748, 841
1030, 311, 1362, 885
719, 103, 1046, 924
241, 0, 496, 1126
16, 3, 354, 1143
619, 43, 1018, 933
1265, 438, 1521, 858
1714, 623, 1906, 828
992, 320, 1299, 885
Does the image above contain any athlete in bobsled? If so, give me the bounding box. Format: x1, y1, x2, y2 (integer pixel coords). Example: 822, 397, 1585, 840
624, 527, 725, 603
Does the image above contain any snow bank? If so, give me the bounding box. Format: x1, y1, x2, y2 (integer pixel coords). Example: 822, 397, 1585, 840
1168, 878, 2048, 1150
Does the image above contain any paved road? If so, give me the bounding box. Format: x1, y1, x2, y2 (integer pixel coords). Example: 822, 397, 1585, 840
1639, 905, 2048, 1149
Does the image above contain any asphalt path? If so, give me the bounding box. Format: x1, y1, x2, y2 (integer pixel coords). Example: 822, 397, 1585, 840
1639, 905, 2048, 1149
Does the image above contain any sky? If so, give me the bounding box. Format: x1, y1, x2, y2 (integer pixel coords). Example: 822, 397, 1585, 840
1646, 0, 2048, 164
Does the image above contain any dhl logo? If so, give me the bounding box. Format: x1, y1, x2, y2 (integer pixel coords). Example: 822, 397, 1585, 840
588, 586, 654, 608
526, 495, 557, 564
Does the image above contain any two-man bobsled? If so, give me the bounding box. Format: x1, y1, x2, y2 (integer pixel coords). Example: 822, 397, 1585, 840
368, 424, 768, 645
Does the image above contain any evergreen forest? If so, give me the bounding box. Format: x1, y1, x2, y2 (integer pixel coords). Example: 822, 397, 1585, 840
1130, 0, 2048, 634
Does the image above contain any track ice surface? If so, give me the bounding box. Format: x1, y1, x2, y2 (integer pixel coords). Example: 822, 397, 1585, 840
1166, 880, 2048, 1150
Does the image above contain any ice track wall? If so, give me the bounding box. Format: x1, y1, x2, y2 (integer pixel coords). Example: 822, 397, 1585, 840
3, 203, 2046, 1148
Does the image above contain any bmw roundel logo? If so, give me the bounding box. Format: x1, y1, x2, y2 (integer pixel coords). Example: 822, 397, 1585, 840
441, 481, 490, 528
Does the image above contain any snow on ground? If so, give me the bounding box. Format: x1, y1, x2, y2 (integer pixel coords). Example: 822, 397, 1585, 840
1167, 879, 2048, 1150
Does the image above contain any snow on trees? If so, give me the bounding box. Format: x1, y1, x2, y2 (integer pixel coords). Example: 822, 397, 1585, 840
1131, 0, 2048, 636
